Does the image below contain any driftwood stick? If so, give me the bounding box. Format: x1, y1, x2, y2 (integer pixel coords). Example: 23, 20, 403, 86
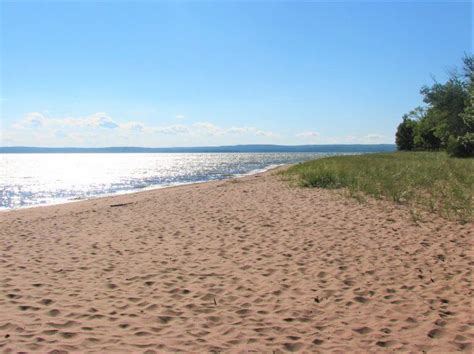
110, 202, 134, 207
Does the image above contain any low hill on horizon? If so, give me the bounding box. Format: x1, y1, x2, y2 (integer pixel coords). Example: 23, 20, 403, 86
0, 144, 396, 154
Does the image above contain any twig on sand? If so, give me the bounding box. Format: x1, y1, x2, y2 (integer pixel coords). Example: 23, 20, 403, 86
110, 202, 133, 208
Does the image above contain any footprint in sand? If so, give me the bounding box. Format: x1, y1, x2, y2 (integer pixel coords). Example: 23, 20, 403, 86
427, 328, 446, 339
353, 326, 372, 334
353, 296, 369, 303
39, 298, 54, 305
283, 342, 304, 352
376, 340, 396, 348
157, 316, 173, 324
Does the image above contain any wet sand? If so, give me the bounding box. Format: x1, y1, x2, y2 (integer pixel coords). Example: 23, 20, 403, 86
0, 167, 472, 352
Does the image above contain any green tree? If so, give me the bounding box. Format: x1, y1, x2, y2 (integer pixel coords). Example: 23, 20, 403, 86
449, 56, 474, 157
419, 77, 468, 146
414, 111, 441, 150
459, 55, 474, 133
396, 115, 418, 150
396, 55, 474, 157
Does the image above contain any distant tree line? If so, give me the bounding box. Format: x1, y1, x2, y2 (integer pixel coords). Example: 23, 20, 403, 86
395, 55, 473, 157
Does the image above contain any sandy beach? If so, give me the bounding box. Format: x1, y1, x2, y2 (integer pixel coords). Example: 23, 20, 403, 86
0, 167, 472, 353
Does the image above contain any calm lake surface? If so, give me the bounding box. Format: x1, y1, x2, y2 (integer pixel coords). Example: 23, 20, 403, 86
0, 152, 340, 209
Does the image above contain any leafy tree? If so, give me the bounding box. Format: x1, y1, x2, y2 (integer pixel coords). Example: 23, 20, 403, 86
460, 56, 474, 132
396, 115, 417, 150
451, 55, 474, 157
414, 112, 441, 150
420, 77, 468, 146
396, 55, 474, 157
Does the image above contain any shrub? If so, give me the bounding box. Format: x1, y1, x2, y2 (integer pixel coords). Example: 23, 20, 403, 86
447, 133, 474, 157
301, 170, 344, 188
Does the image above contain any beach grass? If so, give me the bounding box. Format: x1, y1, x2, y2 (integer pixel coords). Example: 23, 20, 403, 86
282, 152, 473, 223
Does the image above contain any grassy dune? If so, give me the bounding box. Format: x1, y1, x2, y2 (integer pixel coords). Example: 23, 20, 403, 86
282, 152, 473, 223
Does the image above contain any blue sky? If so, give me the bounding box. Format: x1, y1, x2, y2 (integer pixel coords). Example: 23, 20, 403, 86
1, 1, 471, 147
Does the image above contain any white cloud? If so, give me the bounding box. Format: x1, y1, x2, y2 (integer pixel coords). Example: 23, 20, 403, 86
150, 122, 277, 138
365, 134, 384, 141
4, 111, 396, 147
22, 112, 418, 146
296, 131, 320, 139
54, 130, 68, 139
309, 134, 389, 144
15, 112, 47, 128
15, 112, 120, 130
193, 122, 224, 136
121, 121, 145, 132
226, 126, 277, 137
62, 113, 119, 129
254, 129, 277, 137
87, 113, 119, 129
10, 113, 278, 141
227, 126, 252, 135
153, 124, 190, 135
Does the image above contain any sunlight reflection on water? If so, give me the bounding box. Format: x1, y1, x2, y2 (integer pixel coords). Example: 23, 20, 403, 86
0, 152, 336, 209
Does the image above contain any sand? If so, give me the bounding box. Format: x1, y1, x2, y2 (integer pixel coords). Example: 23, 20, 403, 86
0, 167, 472, 353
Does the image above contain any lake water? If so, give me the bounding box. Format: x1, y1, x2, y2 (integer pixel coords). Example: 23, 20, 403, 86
0, 152, 340, 209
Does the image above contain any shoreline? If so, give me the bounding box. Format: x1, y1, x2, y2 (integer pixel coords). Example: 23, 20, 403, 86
0, 163, 290, 214
0, 165, 471, 352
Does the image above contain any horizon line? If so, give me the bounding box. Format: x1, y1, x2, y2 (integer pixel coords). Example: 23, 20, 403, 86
1, 143, 396, 149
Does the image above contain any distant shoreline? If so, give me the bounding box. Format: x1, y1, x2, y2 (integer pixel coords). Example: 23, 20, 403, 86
0, 144, 396, 154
